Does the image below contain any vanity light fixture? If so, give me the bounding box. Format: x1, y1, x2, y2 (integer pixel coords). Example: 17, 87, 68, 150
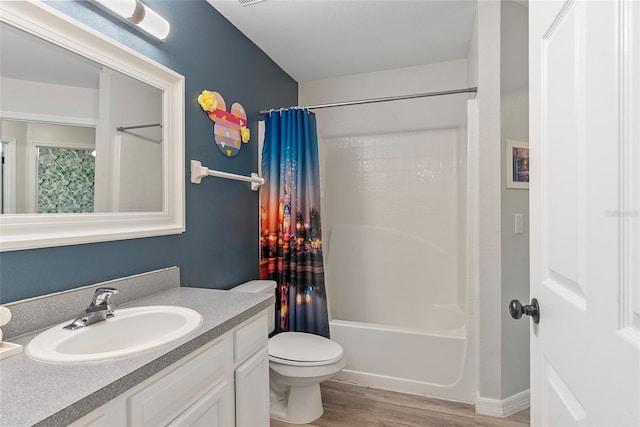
92, 0, 170, 41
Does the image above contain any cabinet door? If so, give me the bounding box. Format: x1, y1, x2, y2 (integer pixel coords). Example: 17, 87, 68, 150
235, 346, 269, 427
167, 375, 234, 427
128, 338, 233, 426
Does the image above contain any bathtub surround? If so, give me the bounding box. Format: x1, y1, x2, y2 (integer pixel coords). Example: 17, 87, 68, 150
0, 0, 297, 304
260, 109, 329, 337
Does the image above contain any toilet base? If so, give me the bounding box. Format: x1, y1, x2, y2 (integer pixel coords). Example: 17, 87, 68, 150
270, 382, 324, 424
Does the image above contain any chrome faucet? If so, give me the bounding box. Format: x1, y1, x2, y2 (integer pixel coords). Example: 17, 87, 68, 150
64, 287, 120, 330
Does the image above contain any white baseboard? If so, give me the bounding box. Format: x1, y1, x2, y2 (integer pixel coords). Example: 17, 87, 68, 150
475, 389, 530, 417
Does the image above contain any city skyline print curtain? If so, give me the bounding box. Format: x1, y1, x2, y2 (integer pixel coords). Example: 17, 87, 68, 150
260, 108, 329, 338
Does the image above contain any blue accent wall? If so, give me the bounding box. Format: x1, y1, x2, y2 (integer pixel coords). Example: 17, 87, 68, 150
0, 0, 297, 303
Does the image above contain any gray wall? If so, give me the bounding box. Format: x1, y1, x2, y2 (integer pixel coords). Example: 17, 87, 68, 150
0, 0, 297, 303
474, 0, 530, 403
474, 0, 503, 400
500, 0, 530, 398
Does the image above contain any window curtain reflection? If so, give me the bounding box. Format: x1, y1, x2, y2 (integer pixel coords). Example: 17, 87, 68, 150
37, 147, 95, 213
260, 109, 329, 337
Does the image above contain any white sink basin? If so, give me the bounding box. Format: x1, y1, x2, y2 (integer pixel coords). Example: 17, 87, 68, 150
26, 306, 202, 363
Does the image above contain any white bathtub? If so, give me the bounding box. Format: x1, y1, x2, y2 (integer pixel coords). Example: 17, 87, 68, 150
330, 306, 475, 403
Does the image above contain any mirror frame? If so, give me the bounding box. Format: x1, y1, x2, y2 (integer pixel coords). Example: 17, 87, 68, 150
0, 1, 185, 251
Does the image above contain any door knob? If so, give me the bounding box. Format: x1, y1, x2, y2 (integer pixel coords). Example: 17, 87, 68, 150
509, 298, 540, 324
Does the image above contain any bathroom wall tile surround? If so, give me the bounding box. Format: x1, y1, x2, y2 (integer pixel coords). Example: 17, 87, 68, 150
324, 130, 460, 247
2, 267, 180, 340
323, 128, 465, 323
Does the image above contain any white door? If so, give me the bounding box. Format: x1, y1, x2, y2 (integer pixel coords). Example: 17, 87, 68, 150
529, 0, 640, 425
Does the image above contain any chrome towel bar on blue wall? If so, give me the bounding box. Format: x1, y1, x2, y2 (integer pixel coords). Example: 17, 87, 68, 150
190, 160, 265, 191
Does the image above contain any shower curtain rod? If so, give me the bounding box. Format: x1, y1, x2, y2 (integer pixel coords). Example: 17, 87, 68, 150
116, 123, 162, 132
259, 87, 477, 115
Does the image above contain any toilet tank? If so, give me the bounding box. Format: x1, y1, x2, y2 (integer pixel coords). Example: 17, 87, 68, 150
231, 280, 276, 333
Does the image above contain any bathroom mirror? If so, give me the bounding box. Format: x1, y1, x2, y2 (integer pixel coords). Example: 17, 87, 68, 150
0, 1, 185, 251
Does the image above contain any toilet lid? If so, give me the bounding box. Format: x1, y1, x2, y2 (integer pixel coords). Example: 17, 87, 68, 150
269, 332, 343, 364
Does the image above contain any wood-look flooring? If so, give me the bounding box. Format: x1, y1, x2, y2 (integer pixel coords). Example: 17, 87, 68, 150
270, 381, 530, 427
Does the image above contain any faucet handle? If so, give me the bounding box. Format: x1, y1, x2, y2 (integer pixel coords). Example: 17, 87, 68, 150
93, 287, 119, 305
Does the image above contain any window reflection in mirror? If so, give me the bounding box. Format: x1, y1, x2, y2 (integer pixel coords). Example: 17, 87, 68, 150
0, 21, 163, 215
1, 120, 96, 214
37, 145, 96, 214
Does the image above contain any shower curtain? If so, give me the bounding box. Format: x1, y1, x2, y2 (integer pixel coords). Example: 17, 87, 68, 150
260, 108, 329, 338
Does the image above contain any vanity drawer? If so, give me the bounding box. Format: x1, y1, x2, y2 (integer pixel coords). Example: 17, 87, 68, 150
234, 313, 268, 363
128, 337, 233, 427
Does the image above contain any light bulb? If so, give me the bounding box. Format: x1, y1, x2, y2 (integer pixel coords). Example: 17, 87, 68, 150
136, 3, 170, 41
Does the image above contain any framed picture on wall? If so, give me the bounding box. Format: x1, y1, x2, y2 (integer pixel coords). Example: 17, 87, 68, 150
506, 140, 529, 189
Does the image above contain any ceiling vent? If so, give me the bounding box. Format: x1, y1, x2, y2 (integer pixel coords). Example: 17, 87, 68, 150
237, 0, 266, 6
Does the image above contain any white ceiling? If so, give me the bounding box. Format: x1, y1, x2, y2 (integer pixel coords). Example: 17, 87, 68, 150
207, 0, 477, 83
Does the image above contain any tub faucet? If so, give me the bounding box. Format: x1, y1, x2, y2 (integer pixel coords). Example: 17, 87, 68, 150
64, 287, 120, 330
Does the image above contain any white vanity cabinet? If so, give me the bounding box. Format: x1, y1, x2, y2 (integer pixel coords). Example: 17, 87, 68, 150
70, 311, 269, 427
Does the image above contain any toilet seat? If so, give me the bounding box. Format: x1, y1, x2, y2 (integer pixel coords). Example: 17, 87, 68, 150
269, 332, 344, 366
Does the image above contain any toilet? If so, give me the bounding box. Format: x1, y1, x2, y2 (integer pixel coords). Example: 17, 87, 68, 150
231, 280, 345, 424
